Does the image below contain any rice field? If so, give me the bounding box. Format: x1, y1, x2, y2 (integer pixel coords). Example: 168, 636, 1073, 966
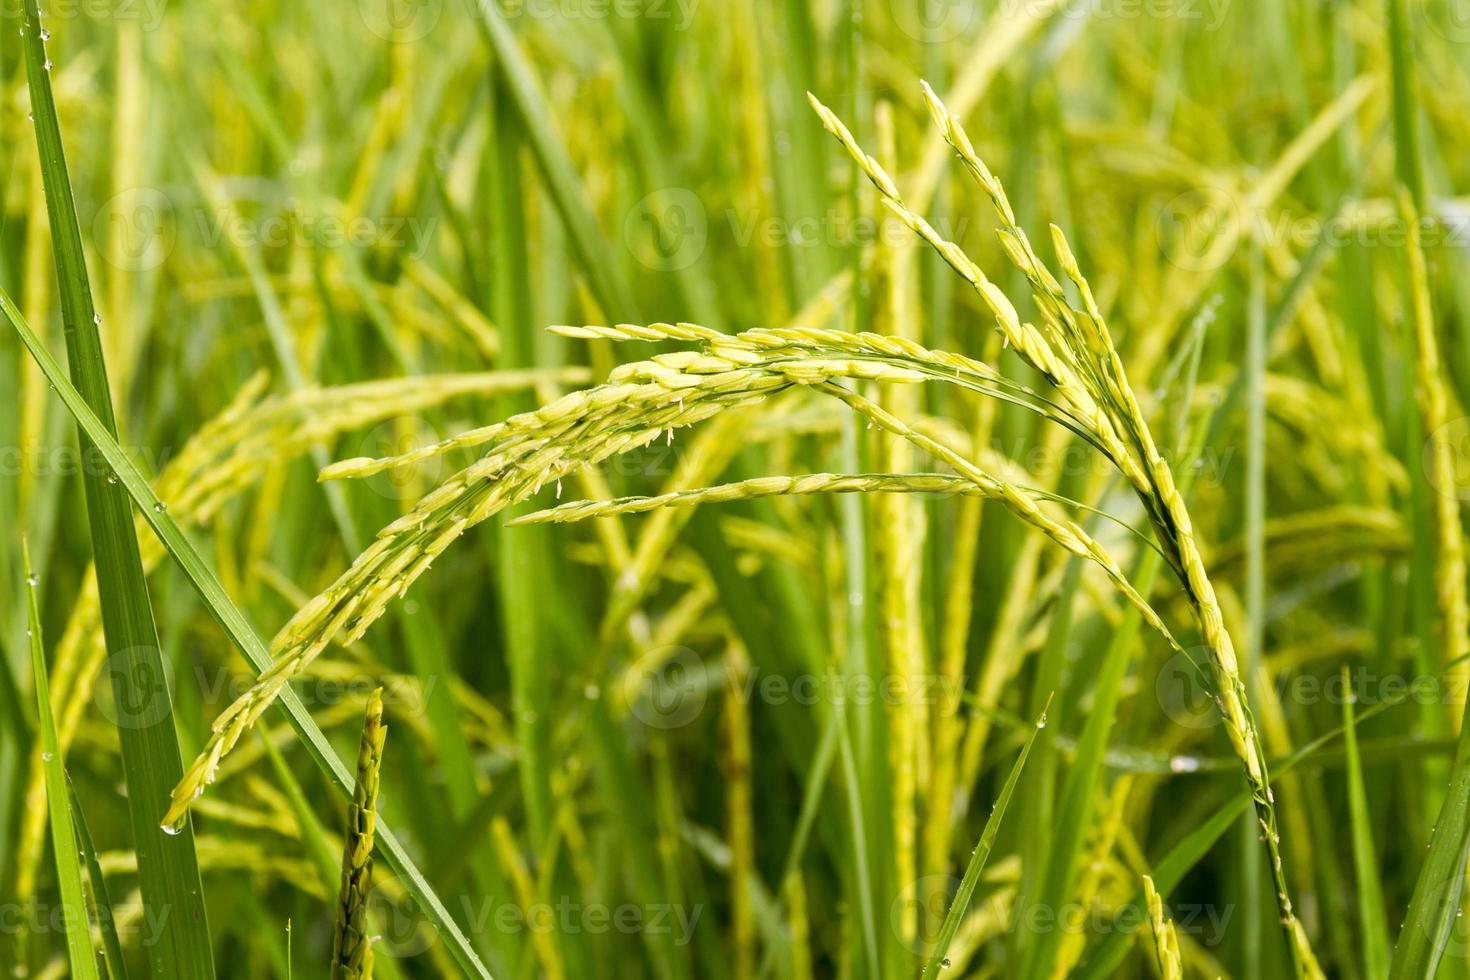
4, 0, 1470, 977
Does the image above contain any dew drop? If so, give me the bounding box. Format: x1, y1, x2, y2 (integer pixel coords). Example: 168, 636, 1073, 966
941, 958, 952, 970
161, 822, 184, 836
153, 501, 167, 513
105, 473, 118, 485
39, 28, 50, 40
26, 573, 39, 586
92, 312, 101, 325
40, 751, 53, 761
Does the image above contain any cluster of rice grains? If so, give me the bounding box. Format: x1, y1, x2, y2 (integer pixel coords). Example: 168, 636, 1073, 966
159, 80, 1318, 974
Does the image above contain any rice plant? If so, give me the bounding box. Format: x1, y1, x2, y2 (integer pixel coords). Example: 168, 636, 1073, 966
5, 1, 1470, 978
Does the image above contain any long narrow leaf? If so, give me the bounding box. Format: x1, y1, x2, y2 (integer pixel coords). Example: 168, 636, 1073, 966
18, 0, 214, 972
25, 542, 101, 980
919, 696, 1050, 979
68, 777, 130, 980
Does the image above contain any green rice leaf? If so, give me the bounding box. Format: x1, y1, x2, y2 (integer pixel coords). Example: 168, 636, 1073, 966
25, 541, 101, 980
18, 0, 214, 971
919, 696, 1050, 979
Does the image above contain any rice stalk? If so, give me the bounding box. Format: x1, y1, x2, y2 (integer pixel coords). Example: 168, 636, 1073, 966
872, 102, 927, 941
722, 640, 755, 980
25, 540, 101, 980
1399, 188, 1469, 720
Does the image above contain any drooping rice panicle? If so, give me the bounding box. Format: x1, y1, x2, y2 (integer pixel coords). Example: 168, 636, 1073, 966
330, 688, 386, 980
13, 368, 584, 905
814, 84, 1315, 974
165, 353, 941, 822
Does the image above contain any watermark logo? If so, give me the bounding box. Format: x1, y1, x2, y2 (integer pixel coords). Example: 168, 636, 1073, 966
890, 0, 978, 43
1155, 650, 1220, 731
93, 645, 176, 730
1, 0, 167, 30
624, 188, 708, 272
1423, 0, 1470, 44
1426, 417, 1470, 502
94, 187, 176, 272
504, 0, 701, 30
348, 417, 453, 502
1411, 877, 1470, 961
623, 646, 708, 729
366, 876, 439, 957
1155, 186, 1238, 273
359, 0, 443, 41
891, 874, 965, 956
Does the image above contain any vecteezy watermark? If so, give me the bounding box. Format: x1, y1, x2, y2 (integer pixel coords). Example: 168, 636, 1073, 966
1157, 652, 1457, 731
195, 208, 437, 257
0, 899, 172, 945
985, 436, 1234, 488
624, 646, 710, 730
621, 647, 967, 731
888, 0, 980, 43
93, 187, 176, 272
345, 416, 455, 502
1008, 896, 1233, 945
0, 0, 167, 30
1155, 187, 1470, 272
0, 443, 172, 478
358, 0, 444, 41
623, 189, 973, 273
505, 0, 701, 30
624, 188, 709, 272
1409, 877, 1470, 961
1426, 416, 1470, 502
191, 666, 438, 716
890, 876, 1234, 954
1049, 0, 1231, 30
889, 0, 1232, 41
1422, 0, 1470, 44
90, 186, 437, 272
368, 877, 704, 957
91, 645, 177, 730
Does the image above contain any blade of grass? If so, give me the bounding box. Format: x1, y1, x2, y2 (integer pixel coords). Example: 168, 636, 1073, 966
1240, 238, 1267, 977
25, 541, 101, 980
0, 289, 496, 980
68, 777, 129, 980
1387, 2, 1470, 968
919, 696, 1051, 979
1342, 668, 1390, 976
470, 0, 638, 320
18, 1, 216, 973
